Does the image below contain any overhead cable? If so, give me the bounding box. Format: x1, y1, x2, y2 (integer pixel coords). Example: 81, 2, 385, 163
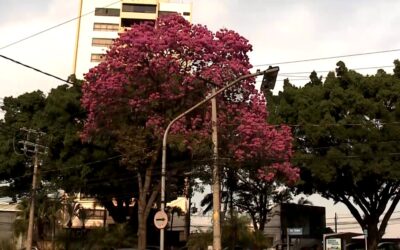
253, 48, 400, 67
0, 0, 121, 50
0, 54, 72, 84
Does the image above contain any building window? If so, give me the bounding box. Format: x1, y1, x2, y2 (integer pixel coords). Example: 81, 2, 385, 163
183, 12, 190, 16
121, 18, 155, 28
122, 3, 156, 13
159, 11, 177, 16
92, 38, 114, 47
93, 23, 119, 31
91, 53, 105, 62
95, 8, 120, 17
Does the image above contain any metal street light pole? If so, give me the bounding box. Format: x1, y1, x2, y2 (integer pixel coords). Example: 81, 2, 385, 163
159, 66, 279, 250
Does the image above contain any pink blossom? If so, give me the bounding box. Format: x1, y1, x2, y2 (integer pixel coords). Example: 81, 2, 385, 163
81, 14, 298, 185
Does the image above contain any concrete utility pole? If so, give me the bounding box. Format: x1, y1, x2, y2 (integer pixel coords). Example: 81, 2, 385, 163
211, 88, 221, 250
159, 67, 279, 250
18, 128, 48, 250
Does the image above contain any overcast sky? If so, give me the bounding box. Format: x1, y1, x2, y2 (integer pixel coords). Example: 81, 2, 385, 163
1, 0, 400, 237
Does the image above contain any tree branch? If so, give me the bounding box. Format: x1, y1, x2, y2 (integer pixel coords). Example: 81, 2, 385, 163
376, 183, 397, 215
350, 190, 371, 217
145, 182, 161, 218
336, 194, 365, 226
379, 190, 400, 237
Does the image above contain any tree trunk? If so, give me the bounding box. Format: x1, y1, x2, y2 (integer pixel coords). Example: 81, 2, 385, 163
52, 217, 55, 250
138, 199, 147, 250
366, 223, 379, 250
137, 169, 148, 250
137, 158, 160, 250
229, 191, 237, 250
170, 211, 174, 231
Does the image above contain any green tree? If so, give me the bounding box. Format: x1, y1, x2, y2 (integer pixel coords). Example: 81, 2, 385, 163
0, 79, 140, 222
0, 91, 46, 199
200, 164, 292, 234
13, 187, 63, 249
267, 61, 400, 250
187, 214, 271, 250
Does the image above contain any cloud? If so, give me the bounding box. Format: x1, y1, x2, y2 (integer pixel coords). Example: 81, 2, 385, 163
0, 0, 53, 26
0, 0, 78, 97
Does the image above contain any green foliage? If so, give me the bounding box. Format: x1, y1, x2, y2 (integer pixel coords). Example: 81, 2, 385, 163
200, 165, 292, 232
70, 224, 137, 249
0, 77, 139, 225
222, 213, 272, 249
187, 214, 272, 250
187, 231, 213, 250
13, 187, 63, 243
268, 60, 400, 249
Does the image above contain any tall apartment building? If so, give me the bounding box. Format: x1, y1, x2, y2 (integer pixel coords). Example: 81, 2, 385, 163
73, 0, 192, 79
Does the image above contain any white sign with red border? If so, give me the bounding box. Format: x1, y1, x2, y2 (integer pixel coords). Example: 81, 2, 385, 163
154, 210, 168, 229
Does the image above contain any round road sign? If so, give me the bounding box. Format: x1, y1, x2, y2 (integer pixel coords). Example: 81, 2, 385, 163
154, 210, 168, 229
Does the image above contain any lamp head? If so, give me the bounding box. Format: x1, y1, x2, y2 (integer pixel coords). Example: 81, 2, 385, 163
261, 66, 280, 91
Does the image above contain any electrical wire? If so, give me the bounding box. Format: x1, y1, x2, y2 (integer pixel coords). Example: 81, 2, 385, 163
0, 0, 122, 50
279, 65, 395, 75
254, 65, 396, 83
253, 48, 400, 67
7, 148, 400, 184
0, 0, 122, 84
0, 54, 73, 84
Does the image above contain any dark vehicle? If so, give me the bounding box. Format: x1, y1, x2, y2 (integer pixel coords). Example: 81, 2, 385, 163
378, 242, 400, 250
346, 242, 400, 250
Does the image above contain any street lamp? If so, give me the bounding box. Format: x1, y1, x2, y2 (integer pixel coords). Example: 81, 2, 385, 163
159, 66, 279, 250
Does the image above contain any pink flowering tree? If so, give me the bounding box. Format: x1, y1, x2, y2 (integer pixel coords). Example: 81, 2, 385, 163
82, 15, 298, 249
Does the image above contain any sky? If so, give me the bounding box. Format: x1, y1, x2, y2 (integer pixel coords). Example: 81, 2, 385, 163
1, 0, 400, 238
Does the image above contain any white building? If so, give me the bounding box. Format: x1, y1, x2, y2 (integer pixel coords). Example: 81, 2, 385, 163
73, 0, 192, 79
63, 193, 115, 229
0, 203, 22, 248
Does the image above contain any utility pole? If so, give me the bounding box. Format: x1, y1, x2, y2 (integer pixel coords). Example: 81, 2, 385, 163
183, 176, 191, 241
211, 88, 221, 250
159, 67, 280, 250
334, 213, 337, 233
18, 128, 48, 250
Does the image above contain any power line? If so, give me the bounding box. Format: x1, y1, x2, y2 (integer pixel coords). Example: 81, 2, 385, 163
255, 65, 395, 83
225, 121, 400, 129
0, 0, 121, 50
253, 48, 400, 67
326, 210, 400, 221
0, 0, 122, 85
0, 54, 73, 84
279, 65, 395, 75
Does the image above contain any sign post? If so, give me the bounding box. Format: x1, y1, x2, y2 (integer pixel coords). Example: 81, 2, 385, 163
364, 229, 368, 250
154, 211, 168, 230
287, 228, 303, 250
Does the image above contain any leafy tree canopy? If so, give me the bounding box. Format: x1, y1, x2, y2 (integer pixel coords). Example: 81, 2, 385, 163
267, 60, 400, 250
0, 82, 136, 222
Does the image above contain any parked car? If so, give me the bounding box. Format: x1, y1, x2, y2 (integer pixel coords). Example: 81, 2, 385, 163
346, 241, 400, 250
378, 242, 400, 250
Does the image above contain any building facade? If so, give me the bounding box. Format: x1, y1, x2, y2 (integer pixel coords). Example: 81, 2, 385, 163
264, 203, 327, 250
73, 0, 192, 78
62, 193, 115, 229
